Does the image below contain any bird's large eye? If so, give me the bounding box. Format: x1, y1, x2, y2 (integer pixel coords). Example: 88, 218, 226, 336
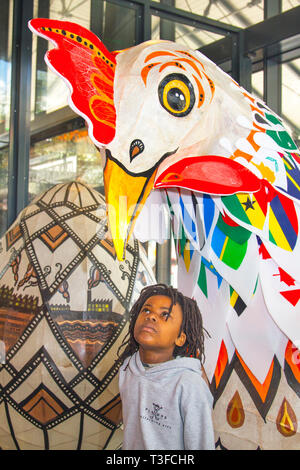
158, 73, 195, 117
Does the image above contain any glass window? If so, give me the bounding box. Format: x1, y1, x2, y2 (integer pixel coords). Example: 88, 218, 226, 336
282, 0, 300, 12
29, 128, 102, 202
151, 15, 225, 47
252, 70, 264, 100
28, 0, 138, 207
28, 0, 138, 210
0, 147, 9, 238
102, 1, 136, 51
252, 58, 300, 145
151, 0, 264, 28
31, 0, 137, 119
31, 0, 93, 118
282, 58, 300, 144
0, 0, 13, 237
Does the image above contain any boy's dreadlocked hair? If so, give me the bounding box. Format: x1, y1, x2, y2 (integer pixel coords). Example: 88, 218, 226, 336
117, 283, 208, 365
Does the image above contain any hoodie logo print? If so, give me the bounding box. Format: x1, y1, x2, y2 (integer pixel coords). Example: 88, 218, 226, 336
151, 403, 163, 421
140, 403, 171, 429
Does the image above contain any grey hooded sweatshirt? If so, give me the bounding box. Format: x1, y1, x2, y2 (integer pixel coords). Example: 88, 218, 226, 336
119, 351, 215, 450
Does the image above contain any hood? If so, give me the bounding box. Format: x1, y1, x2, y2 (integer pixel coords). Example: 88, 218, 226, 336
125, 351, 203, 380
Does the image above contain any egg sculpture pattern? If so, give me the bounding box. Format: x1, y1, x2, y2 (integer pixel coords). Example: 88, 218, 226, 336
0, 181, 155, 450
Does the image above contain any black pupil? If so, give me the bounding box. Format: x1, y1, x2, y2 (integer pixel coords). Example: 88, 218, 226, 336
167, 88, 186, 111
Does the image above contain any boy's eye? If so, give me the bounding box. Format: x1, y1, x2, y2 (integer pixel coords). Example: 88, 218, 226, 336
161, 311, 171, 320
140, 307, 171, 320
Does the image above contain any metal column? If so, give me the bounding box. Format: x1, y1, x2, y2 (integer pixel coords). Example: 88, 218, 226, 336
8, 0, 33, 226
264, 0, 282, 115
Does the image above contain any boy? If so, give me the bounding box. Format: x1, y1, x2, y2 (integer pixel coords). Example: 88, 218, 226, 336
118, 283, 215, 450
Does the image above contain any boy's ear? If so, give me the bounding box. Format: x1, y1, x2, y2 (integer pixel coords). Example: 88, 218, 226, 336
175, 331, 186, 347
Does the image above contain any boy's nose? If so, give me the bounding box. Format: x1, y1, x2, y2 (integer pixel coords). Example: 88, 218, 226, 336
147, 312, 157, 322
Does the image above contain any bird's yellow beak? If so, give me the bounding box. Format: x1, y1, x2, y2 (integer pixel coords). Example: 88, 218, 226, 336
104, 156, 156, 260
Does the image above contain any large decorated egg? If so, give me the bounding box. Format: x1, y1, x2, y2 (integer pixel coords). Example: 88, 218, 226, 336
0, 182, 155, 450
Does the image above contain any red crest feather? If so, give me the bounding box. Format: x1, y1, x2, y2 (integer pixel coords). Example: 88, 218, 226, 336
29, 18, 116, 145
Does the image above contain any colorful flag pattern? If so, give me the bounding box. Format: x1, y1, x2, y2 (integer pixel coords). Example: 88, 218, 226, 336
221, 184, 298, 252
277, 153, 300, 201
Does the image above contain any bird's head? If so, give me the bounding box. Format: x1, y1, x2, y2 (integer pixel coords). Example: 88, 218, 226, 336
29, 19, 262, 260
103, 41, 261, 259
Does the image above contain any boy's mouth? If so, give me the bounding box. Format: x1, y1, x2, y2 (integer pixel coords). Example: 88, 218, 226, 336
139, 324, 157, 334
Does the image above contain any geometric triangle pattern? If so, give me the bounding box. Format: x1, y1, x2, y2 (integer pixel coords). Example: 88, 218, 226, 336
20, 383, 68, 426
0, 182, 155, 449
212, 355, 300, 449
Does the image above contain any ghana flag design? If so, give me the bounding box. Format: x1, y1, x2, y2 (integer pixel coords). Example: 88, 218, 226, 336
222, 185, 298, 251
222, 188, 268, 232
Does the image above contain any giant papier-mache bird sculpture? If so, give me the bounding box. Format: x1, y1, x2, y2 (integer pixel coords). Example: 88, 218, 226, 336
29, 18, 300, 449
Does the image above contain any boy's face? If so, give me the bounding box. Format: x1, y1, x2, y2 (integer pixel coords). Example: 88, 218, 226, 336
134, 294, 186, 363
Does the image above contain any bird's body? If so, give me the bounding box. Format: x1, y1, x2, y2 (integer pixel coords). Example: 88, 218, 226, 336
29, 18, 300, 448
